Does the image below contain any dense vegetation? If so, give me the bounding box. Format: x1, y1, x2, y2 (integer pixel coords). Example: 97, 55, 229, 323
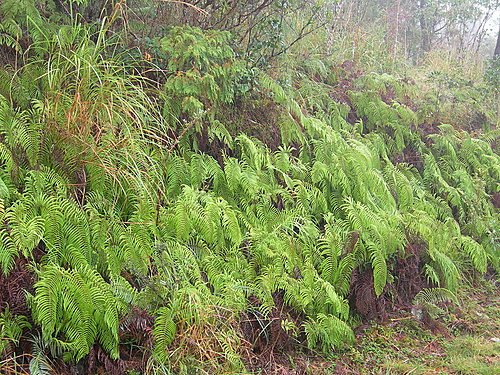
0, 1, 498, 374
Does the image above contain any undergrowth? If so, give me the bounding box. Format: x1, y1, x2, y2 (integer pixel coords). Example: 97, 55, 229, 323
0, 1, 498, 374
334, 278, 499, 375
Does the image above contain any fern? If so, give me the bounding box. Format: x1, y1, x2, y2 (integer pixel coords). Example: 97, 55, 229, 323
0, 309, 31, 355
153, 307, 176, 363
30, 264, 120, 361
460, 236, 488, 274
413, 287, 458, 306
413, 287, 458, 318
304, 313, 354, 351
0, 13, 496, 371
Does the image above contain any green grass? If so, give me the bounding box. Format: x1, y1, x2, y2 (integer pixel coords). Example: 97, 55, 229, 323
330, 279, 500, 375
445, 336, 499, 374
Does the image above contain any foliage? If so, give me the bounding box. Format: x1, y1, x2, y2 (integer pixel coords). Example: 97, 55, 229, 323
31, 264, 121, 361
160, 26, 250, 127
0, 309, 31, 355
0, 1, 497, 374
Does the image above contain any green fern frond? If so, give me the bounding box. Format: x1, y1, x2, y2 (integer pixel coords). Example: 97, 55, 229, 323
413, 287, 458, 306
31, 264, 120, 361
304, 313, 354, 352
460, 236, 488, 274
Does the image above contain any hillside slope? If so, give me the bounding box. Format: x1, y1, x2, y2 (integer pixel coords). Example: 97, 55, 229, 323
0, 2, 498, 374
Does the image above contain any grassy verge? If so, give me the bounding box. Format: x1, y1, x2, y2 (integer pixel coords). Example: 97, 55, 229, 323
330, 278, 499, 375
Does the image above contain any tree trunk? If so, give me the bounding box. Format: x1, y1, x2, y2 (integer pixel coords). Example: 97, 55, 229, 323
419, 0, 431, 55
494, 20, 500, 58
